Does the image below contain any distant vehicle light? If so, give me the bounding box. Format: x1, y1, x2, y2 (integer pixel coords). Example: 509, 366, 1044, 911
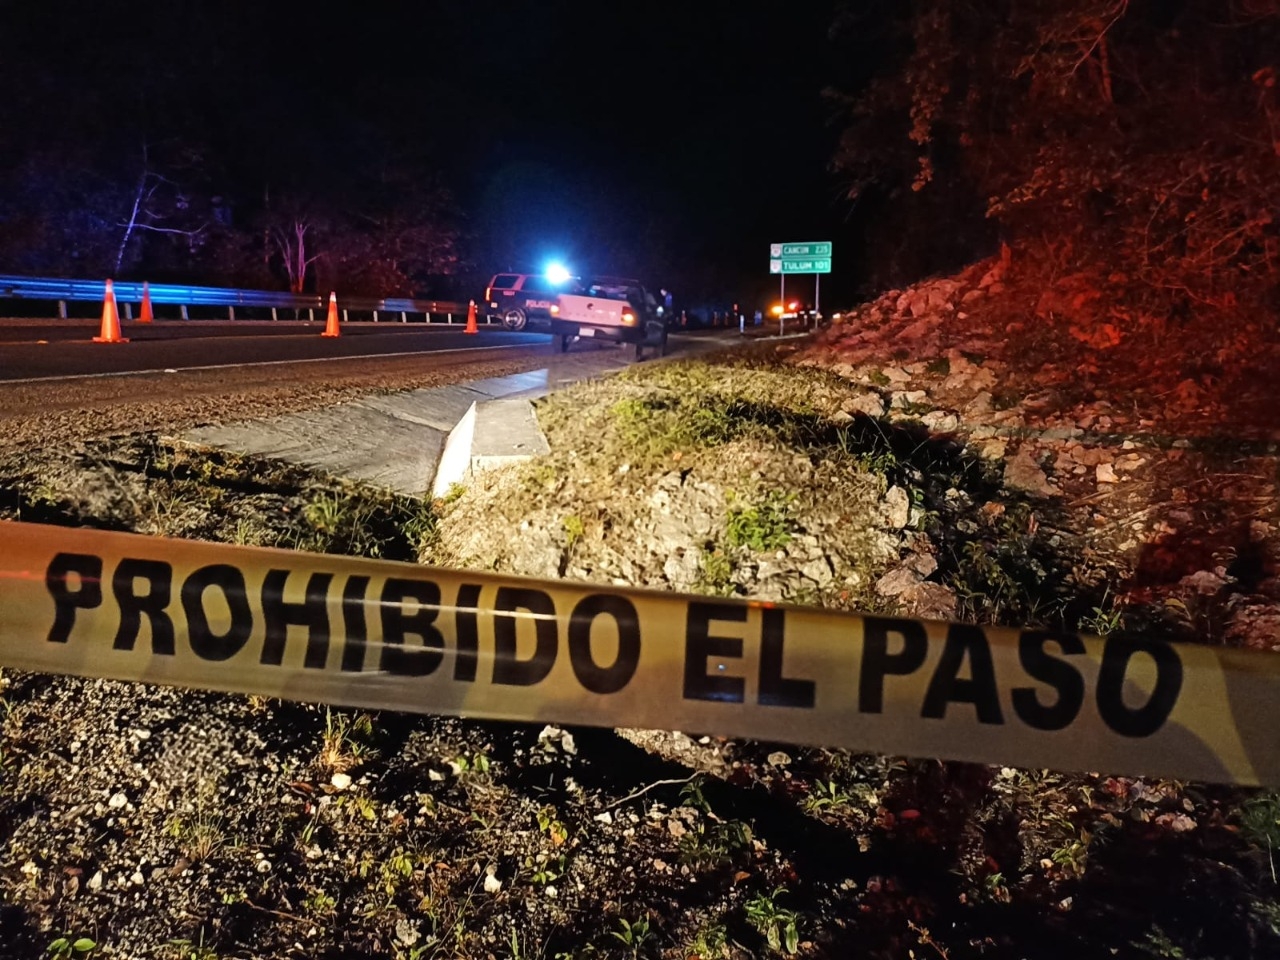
771, 305, 784, 316
545, 262, 572, 285
832, 312, 842, 320
788, 301, 799, 310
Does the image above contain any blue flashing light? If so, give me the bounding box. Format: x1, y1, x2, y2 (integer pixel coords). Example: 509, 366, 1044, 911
545, 262, 572, 285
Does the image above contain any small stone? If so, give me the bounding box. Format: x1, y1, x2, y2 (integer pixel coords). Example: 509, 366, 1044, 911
801, 557, 834, 585
1004, 448, 1055, 496
483, 866, 502, 894
330, 773, 353, 791
978, 439, 1007, 461
1180, 570, 1228, 595
108, 792, 128, 810
876, 566, 923, 597
1096, 463, 1118, 484
906, 552, 938, 577
883, 486, 911, 529
87, 871, 103, 892
841, 393, 886, 418
256, 859, 272, 874
594, 811, 614, 825
428, 769, 446, 782
130, 871, 145, 886
767, 751, 792, 767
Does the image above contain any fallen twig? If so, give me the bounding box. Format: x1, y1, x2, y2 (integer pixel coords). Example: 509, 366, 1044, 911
605, 774, 698, 811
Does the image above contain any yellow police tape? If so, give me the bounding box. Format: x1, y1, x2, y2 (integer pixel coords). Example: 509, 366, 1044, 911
0, 519, 1277, 786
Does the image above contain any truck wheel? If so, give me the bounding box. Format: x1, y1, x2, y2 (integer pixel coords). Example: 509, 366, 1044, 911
643, 321, 667, 358
501, 308, 527, 331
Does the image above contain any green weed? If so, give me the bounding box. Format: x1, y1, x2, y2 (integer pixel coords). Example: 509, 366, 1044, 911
318, 709, 376, 775
696, 550, 735, 597
164, 779, 225, 862
536, 806, 570, 846
1050, 837, 1090, 879
529, 852, 568, 887
744, 888, 800, 955
563, 514, 585, 550
802, 780, 852, 814
1132, 926, 1188, 958
47, 937, 96, 960
686, 922, 729, 959
304, 887, 337, 916
230, 517, 260, 546
1238, 792, 1280, 857
610, 916, 652, 958
165, 929, 218, 960
726, 491, 795, 552
452, 750, 492, 776
678, 818, 753, 872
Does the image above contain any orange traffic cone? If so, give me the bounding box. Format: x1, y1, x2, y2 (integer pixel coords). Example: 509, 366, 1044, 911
139, 281, 154, 323
93, 279, 128, 343
321, 291, 340, 337
464, 299, 478, 334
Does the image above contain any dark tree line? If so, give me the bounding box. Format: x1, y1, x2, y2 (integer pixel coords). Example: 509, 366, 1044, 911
828, 0, 1280, 312
0, 2, 462, 295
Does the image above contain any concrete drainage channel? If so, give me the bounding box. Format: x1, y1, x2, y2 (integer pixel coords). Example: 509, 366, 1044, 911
184, 333, 764, 498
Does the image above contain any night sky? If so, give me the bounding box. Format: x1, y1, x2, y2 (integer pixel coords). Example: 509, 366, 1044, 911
2, 1, 877, 309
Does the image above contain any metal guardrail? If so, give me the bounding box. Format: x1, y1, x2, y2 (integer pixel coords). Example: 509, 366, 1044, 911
0, 274, 474, 322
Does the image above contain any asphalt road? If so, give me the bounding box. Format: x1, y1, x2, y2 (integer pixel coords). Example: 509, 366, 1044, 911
0, 320, 550, 381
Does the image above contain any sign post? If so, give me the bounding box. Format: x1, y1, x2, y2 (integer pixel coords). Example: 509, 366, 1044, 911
769, 242, 833, 331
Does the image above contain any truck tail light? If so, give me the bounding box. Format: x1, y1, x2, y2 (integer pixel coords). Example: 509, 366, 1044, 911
484, 286, 491, 302
550, 304, 560, 315
621, 310, 637, 325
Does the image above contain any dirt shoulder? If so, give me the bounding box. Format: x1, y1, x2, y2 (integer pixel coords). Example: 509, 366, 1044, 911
2, 277, 1280, 959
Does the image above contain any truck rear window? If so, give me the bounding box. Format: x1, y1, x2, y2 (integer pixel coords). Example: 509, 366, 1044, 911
491, 275, 520, 289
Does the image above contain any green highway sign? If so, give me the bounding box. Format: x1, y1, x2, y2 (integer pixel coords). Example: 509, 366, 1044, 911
770, 241, 832, 259
769, 258, 832, 275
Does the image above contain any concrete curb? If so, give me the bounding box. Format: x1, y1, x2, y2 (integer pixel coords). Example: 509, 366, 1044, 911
430, 401, 478, 498
431, 397, 551, 497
